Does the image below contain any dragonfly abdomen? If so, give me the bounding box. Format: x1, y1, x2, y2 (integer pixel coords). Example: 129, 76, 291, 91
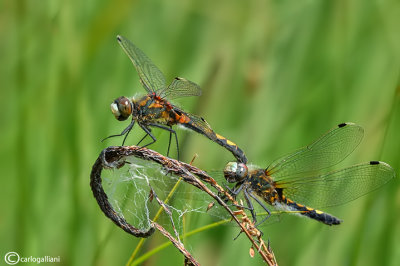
182, 119, 247, 163
277, 197, 341, 226
214, 133, 247, 164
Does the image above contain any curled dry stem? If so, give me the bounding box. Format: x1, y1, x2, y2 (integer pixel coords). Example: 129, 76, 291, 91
90, 146, 277, 265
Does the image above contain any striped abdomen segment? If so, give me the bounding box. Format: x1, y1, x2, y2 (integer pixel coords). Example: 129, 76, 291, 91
182, 119, 248, 164
213, 133, 247, 164
278, 197, 341, 226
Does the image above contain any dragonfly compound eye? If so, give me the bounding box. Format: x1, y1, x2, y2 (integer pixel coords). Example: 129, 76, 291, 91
111, 96, 133, 121
224, 162, 248, 183
236, 163, 248, 180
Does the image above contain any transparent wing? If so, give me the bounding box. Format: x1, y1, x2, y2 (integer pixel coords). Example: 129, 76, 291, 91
185, 113, 216, 138
276, 161, 395, 208
266, 123, 364, 180
117, 35, 166, 93
158, 77, 202, 100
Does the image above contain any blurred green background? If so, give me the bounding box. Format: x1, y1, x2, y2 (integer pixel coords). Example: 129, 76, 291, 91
1, 0, 400, 265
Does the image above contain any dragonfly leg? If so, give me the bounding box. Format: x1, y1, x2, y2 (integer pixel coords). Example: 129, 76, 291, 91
243, 189, 257, 223
220, 192, 254, 211
122, 126, 133, 146
148, 123, 180, 160
102, 119, 136, 145
229, 189, 255, 211
218, 182, 242, 204
231, 202, 254, 211
231, 182, 245, 196
137, 133, 149, 146
138, 124, 157, 147
224, 182, 244, 199
166, 126, 173, 157
247, 192, 271, 227
232, 189, 259, 241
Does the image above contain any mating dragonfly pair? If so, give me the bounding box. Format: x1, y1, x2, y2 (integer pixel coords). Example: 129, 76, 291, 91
104, 35, 395, 227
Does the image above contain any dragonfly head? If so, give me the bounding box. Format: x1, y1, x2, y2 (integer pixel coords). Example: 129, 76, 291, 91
223, 162, 248, 183
111, 96, 133, 121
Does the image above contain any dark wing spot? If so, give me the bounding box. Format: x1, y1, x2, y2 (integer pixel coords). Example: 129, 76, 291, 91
338, 123, 347, 128
370, 161, 380, 165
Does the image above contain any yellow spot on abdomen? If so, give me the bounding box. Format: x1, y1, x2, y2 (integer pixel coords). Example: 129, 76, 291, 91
215, 134, 237, 146
226, 139, 237, 146
215, 133, 224, 139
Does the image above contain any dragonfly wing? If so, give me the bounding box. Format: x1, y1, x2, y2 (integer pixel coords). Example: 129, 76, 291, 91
185, 113, 216, 139
276, 161, 395, 208
117, 35, 166, 93
159, 77, 202, 100
267, 123, 364, 180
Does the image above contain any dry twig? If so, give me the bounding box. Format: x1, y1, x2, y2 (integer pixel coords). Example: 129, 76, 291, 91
90, 146, 277, 265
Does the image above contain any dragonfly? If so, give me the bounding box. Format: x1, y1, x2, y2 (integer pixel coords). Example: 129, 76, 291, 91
223, 122, 396, 226
104, 35, 247, 163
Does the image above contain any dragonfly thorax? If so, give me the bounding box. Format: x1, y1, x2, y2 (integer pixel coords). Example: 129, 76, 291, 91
111, 96, 134, 121
224, 162, 248, 183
